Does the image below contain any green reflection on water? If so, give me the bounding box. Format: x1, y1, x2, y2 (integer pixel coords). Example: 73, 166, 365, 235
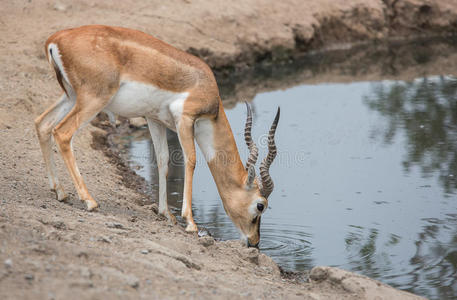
364, 76, 457, 194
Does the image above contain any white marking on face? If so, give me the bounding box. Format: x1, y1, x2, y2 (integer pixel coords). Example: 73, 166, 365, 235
105, 80, 189, 130
248, 198, 264, 216
48, 43, 70, 84
195, 118, 216, 162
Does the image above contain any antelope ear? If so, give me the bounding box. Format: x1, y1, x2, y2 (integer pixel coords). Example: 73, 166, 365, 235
246, 165, 256, 189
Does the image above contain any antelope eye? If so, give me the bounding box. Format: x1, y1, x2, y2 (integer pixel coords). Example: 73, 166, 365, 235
257, 203, 264, 212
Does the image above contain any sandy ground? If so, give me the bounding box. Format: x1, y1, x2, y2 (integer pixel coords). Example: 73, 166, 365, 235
2, 0, 456, 298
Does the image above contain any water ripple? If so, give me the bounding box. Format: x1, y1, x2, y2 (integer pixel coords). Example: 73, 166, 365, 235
260, 222, 314, 271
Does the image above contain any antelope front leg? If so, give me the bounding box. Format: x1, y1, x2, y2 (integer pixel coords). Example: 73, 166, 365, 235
176, 116, 198, 232
146, 118, 176, 224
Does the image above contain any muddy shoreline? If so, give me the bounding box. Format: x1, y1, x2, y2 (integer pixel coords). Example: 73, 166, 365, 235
2, 0, 455, 298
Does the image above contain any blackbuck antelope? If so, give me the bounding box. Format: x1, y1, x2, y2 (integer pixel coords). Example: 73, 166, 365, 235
35, 25, 280, 247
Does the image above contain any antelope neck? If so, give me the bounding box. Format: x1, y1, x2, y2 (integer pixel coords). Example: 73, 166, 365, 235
196, 102, 247, 201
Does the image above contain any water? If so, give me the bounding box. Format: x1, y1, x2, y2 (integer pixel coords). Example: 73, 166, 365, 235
113, 41, 457, 299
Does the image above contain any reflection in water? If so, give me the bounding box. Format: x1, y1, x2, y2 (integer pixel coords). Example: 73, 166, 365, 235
364, 76, 457, 194
343, 217, 457, 299
342, 76, 457, 299
126, 129, 184, 213
407, 215, 457, 299
345, 227, 389, 280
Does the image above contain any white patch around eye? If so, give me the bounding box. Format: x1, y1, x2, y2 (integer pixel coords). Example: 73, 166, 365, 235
248, 199, 265, 216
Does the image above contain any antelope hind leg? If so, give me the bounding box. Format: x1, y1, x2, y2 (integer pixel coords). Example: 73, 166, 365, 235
35, 94, 74, 201
52, 92, 110, 211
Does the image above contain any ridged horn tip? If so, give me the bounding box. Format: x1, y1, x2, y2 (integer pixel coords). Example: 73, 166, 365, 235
244, 101, 258, 170
259, 106, 280, 199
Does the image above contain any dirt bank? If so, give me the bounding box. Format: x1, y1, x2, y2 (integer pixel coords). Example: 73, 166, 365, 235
1, 0, 452, 298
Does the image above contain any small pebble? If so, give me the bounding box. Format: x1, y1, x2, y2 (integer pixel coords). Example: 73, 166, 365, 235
77, 251, 89, 259
53, 2, 67, 12
52, 221, 66, 230
197, 228, 211, 237
97, 236, 111, 243
4, 258, 12, 268
198, 236, 215, 247
25, 274, 34, 281
80, 268, 92, 279
105, 222, 125, 229
127, 276, 139, 288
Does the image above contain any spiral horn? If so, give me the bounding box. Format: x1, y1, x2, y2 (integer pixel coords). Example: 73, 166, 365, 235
259, 107, 280, 198
244, 102, 258, 170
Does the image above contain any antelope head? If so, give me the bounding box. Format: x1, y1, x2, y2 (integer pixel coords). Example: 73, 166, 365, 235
228, 103, 280, 248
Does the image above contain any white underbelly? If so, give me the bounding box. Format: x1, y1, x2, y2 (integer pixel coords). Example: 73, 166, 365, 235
105, 80, 189, 129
